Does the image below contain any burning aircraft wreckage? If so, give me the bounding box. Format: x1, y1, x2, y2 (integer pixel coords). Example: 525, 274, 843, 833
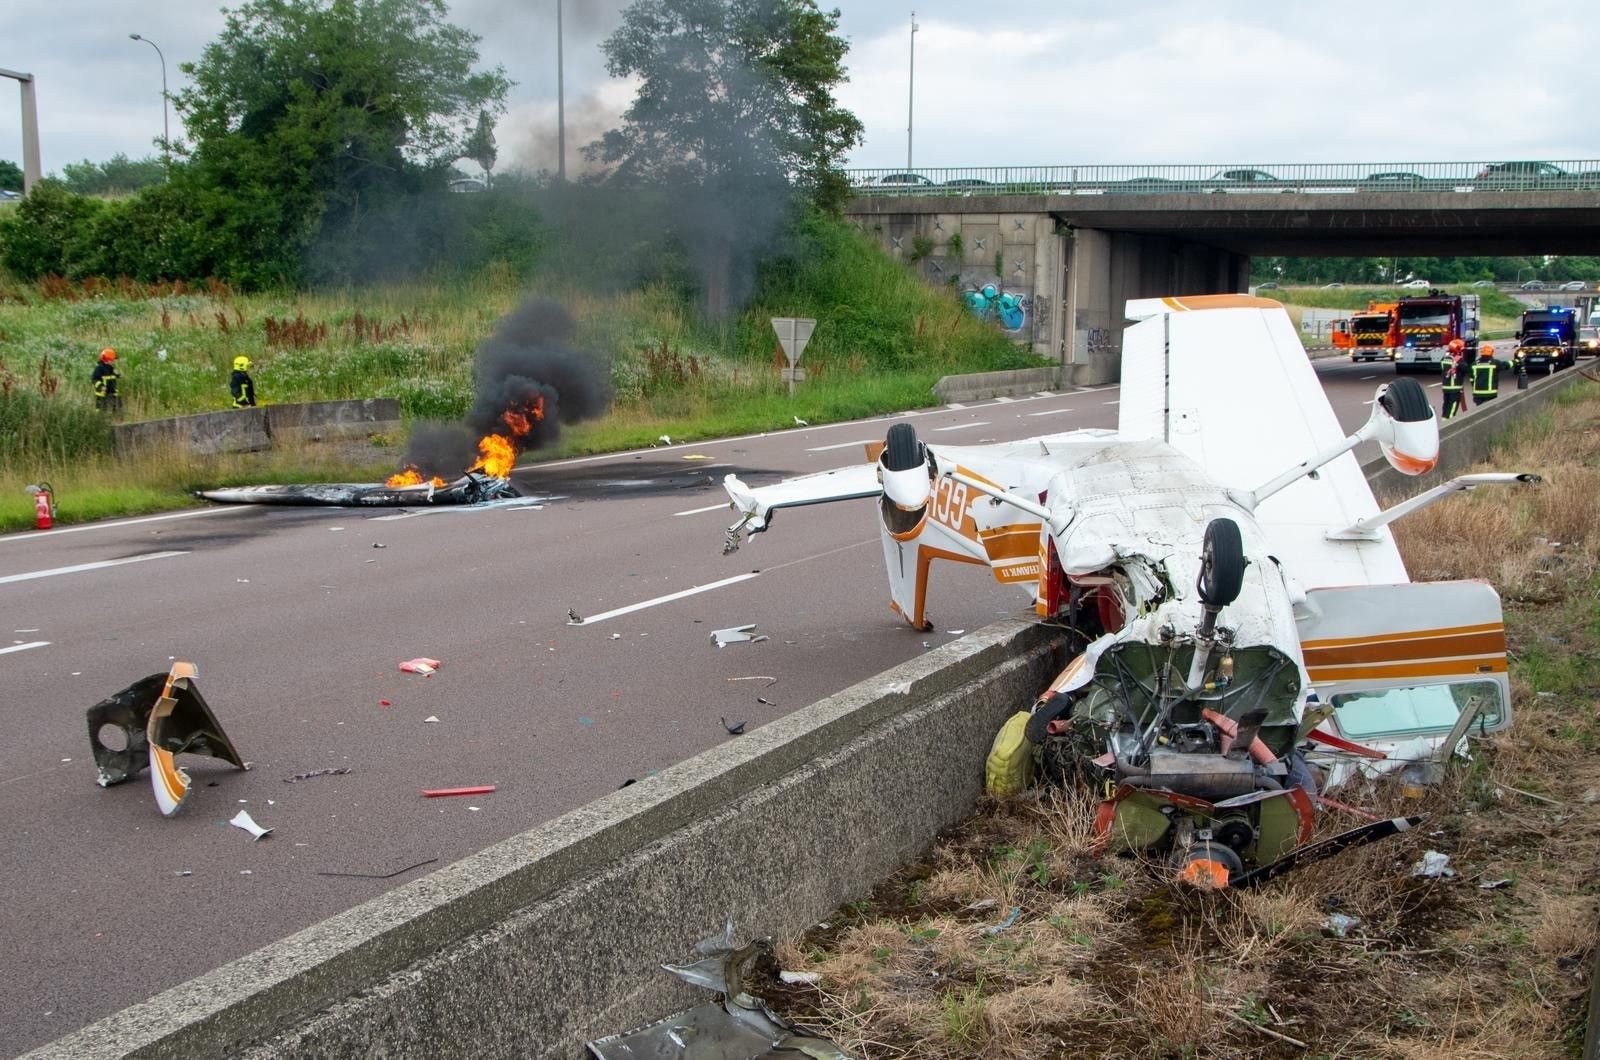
200, 299, 610, 508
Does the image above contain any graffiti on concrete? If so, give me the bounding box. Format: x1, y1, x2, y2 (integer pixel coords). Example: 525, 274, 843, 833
964, 284, 1029, 333
1086, 326, 1118, 355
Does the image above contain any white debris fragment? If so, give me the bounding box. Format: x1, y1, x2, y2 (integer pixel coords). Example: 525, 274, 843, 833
1479, 878, 1513, 890
947, 629, 965, 635
229, 810, 273, 841
710, 623, 759, 647
964, 898, 999, 912
1410, 850, 1454, 878
779, 970, 821, 985
423, 715, 440, 724
1322, 913, 1361, 937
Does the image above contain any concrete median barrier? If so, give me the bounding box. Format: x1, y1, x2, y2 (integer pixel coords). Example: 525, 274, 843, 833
111, 399, 402, 458
932, 366, 1065, 402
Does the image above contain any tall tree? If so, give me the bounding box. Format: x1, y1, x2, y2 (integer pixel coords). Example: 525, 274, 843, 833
463, 109, 498, 186
591, 0, 863, 215
0, 159, 22, 192
174, 0, 510, 284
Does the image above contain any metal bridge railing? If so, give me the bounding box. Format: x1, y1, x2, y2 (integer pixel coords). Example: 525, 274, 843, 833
845, 161, 1600, 197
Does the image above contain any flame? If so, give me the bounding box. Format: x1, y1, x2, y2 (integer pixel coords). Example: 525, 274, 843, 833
502, 396, 545, 437
470, 434, 517, 478
384, 466, 445, 488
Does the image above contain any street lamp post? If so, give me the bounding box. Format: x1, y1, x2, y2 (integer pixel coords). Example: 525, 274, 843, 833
555, 0, 565, 181
129, 33, 169, 169
906, 12, 918, 171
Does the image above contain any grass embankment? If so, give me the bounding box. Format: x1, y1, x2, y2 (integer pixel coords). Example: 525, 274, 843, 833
1263, 285, 1529, 340
0, 216, 1038, 531
763, 376, 1600, 1059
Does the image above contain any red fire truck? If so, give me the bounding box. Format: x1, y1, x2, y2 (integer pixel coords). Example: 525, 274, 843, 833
1390, 293, 1480, 373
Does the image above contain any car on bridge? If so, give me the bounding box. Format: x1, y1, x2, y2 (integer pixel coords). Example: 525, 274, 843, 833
1360, 170, 1431, 191
1520, 279, 1549, 291
1558, 280, 1590, 292
942, 177, 994, 195
1400, 279, 1432, 289
876, 172, 935, 190
1475, 161, 1572, 189
1111, 176, 1177, 193
1209, 168, 1289, 193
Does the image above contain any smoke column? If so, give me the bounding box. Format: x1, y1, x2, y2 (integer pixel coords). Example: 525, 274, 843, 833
402, 298, 611, 477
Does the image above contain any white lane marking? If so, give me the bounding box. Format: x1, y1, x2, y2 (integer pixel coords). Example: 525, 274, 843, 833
675, 503, 730, 517
992, 396, 1013, 403
576, 572, 761, 625
1102, 399, 1121, 405
0, 641, 49, 656
1428, 383, 1442, 389
0, 550, 188, 586
0, 506, 232, 546
805, 439, 877, 452
932, 422, 990, 432
944, 402, 967, 409
1360, 375, 1376, 380
1027, 407, 1074, 417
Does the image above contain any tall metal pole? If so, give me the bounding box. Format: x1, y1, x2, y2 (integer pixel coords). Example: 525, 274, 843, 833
129, 34, 170, 170
556, 0, 566, 181
0, 68, 41, 193
906, 13, 918, 171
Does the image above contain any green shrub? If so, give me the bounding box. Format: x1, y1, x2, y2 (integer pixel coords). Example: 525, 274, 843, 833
0, 389, 114, 466
0, 181, 105, 279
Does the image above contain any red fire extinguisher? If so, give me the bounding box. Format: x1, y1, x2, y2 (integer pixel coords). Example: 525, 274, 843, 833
29, 482, 54, 530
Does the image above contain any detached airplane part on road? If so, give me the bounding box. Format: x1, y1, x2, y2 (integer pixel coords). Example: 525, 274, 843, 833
720, 294, 1536, 886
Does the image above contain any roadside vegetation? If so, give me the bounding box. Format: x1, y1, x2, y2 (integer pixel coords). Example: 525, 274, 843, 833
761, 376, 1600, 1058
0, 213, 1035, 532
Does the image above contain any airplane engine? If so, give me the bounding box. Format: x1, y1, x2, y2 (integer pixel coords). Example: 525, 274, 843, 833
1370, 377, 1438, 476
878, 423, 934, 536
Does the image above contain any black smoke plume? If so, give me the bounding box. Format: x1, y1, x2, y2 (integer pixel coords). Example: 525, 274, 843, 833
401, 299, 611, 478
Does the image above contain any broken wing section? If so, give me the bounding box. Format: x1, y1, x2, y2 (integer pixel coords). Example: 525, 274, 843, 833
1119, 296, 1406, 588
721, 463, 882, 553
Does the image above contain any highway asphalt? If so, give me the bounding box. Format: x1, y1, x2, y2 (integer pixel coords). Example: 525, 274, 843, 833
0, 353, 1554, 1053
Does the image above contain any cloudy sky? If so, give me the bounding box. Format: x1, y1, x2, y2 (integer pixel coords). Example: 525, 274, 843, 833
0, 0, 1589, 178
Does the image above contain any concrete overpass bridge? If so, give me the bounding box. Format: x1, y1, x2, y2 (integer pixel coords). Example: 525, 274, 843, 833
843, 160, 1600, 383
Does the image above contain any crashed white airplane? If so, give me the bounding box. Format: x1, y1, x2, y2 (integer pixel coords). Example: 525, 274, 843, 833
720, 294, 1535, 887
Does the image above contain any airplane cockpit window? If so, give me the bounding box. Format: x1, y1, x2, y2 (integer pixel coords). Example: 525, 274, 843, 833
1330, 680, 1503, 739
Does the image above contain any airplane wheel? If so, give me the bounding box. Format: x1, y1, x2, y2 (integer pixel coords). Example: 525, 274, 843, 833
1197, 518, 1245, 607
884, 422, 924, 471
1379, 377, 1431, 422
1175, 840, 1244, 888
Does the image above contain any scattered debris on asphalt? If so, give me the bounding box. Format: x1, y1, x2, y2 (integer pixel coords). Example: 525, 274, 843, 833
721, 717, 747, 735
711, 624, 768, 647
726, 676, 777, 685
422, 785, 496, 798
399, 657, 441, 674
423, 716, 440, 724
567, 608, 583, 624
229, 809, 273, 841
587, 921, 848, 1059
86, 661, 247, 817
756, 697, 776, 706
284, 767, 351, 783
316, 856, 440, 880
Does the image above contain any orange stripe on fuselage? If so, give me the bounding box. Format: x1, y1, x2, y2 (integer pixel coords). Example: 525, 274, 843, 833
1300, 622, 1501, 650
1306, 658, 1507, 683
1302, 630, 1504, 667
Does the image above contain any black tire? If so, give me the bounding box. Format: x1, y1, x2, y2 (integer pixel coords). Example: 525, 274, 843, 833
1379, 377, 1431, 422
884, 423, 923, 472
1197, 517, 1246, 607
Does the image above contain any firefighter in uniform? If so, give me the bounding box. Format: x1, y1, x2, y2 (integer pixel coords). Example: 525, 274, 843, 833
229, 356, 257, 408
1439, 338, 1469, 419
91, 348, 121, 413
1471, 343, 1514, 405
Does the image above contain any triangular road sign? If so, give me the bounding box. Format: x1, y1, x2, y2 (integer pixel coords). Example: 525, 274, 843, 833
771, 318, 817, 366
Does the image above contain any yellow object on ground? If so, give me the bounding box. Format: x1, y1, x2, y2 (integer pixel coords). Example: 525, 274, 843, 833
985, 710, 1034, 796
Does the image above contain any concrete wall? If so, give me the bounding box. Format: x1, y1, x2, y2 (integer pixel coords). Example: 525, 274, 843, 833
112, 399, 402, 457
932, 366, 1065, 402
847, 207, 1247, 387
1061, 229, 1249, 386
29, 621, 1068, 1060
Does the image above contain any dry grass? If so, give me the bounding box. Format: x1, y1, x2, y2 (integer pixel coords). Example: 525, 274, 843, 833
766, 376, 1600, 1058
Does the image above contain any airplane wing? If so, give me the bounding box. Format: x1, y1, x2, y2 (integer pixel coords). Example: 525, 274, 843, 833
721, 462, 881, 537
1118, 295, 1407, 588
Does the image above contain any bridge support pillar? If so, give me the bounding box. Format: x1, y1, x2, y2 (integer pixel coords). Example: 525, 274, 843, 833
1061, 228, 1249, 385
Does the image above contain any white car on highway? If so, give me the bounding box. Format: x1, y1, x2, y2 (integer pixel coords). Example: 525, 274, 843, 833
1400, 280, 1431, 289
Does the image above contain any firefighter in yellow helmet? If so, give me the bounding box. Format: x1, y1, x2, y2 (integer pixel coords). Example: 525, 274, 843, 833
229, 355, 257, 408
91, 348, 121, 413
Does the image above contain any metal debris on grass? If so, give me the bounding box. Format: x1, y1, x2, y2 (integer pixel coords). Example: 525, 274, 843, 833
587, 922, 849, 1059
1411, 850, 1455, 878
